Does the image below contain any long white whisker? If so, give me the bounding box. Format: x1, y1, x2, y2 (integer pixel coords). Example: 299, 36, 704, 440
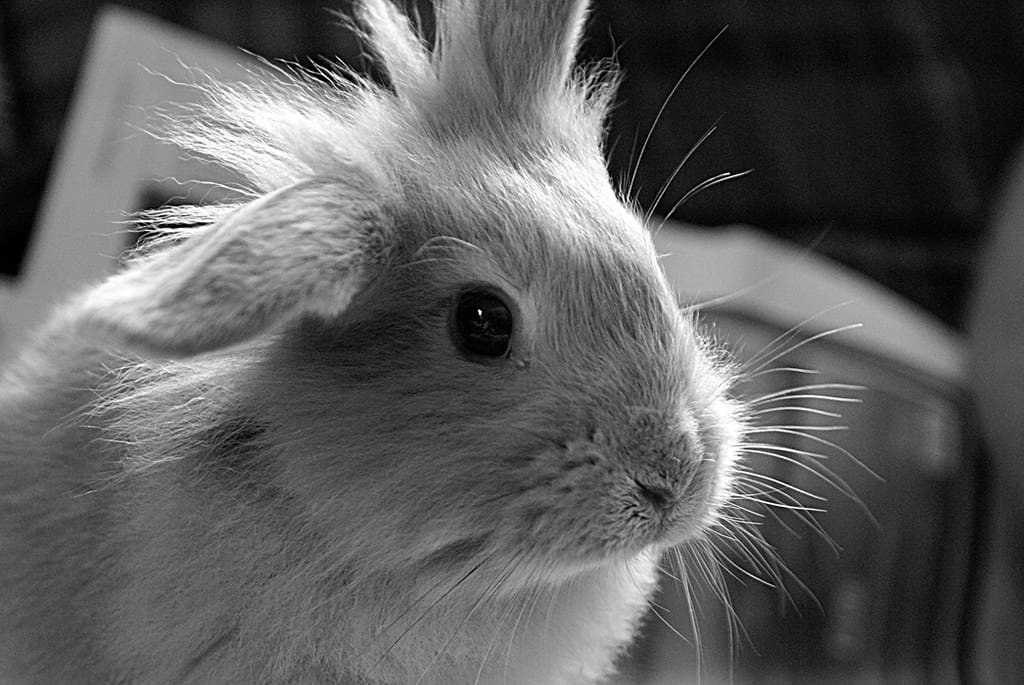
730, 304, 857, 372
745, 383, 864, 405
734, 470, 829, 503
656, 169, 754, 232
744, 422, 850, 433
645, 122, 720, 225
730, 471, 842, 549
741, 324, 864, 377
647, 599, 696, 647
738, 446, 860, 502
743, 366, 821, 378
626, 25, 728, 200
745, 426, 883, 483
749, 406, 845, 419
679, 559, 704, 685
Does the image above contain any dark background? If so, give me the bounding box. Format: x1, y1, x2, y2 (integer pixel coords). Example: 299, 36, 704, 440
2, 0, 1023, 328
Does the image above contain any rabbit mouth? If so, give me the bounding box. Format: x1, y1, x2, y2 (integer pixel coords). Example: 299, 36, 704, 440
623, 458, 721, 549
497, 429, 726, 569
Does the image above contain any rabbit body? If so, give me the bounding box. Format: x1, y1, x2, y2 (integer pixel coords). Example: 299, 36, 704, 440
0, 333, 659, 684
0, 1, 742, 683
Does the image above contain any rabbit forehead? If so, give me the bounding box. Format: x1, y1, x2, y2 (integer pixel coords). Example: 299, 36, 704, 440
399, 134, 652, 272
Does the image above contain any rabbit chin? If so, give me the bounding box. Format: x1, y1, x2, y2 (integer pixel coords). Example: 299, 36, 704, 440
354, 547, 662, 685
459, 505, 715, 613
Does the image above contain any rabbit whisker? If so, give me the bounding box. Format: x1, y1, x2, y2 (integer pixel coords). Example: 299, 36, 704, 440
370, 553, 494, 674
735, 447, 856, 506
730, 477, 841, 555
644, 121, 721, 227
745, 425, 881, 483
625, 25, 728, 201
749, 405, 844, 419
656, 169, 755, 234
745, 386, 863, 406
413, 554, 521, 685
726, 305, 854, 372
738, 323, 863, 379
472, 595, 518, 685
504, 573, 551, 683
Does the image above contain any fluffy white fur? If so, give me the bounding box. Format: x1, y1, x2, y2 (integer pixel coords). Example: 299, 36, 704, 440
0, 1, 742, 683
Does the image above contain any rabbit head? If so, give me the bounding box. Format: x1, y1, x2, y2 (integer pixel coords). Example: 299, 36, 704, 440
72, 0, 741, 645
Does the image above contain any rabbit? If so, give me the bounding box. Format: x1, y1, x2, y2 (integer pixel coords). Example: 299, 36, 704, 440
0, 1, 746, 683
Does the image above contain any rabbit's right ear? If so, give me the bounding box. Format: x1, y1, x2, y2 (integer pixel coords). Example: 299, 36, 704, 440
76, 175, 392, 358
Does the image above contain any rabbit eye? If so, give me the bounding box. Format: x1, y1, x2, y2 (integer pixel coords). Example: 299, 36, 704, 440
453, 289, 513, 358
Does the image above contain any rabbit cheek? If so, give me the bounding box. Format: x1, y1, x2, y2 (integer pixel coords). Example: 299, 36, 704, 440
497, 445, 606, 559
506, 441, 670, 564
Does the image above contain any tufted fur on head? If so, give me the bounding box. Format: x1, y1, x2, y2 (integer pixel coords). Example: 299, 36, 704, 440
0, 1, 743, 684
74, 0, 623, 359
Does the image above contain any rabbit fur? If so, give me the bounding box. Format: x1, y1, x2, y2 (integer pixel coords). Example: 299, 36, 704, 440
0, 0, 743, 683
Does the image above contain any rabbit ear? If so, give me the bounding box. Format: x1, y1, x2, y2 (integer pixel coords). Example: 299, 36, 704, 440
77, 176, 392, 358
438, 0, 591, 113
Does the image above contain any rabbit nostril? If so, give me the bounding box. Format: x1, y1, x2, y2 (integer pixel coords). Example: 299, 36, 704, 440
633, 477, 676, 512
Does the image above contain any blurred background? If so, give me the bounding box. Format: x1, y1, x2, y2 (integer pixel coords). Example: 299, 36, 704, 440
2, 1, 1022, 683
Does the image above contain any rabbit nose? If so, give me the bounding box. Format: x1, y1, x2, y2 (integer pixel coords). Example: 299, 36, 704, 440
624, 408, 702, 469
632, 476, 678, 512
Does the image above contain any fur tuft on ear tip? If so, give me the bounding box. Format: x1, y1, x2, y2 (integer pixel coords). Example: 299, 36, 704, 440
356, 0, 433, 99
73, 177, 393, 358
438, 0, 592, 114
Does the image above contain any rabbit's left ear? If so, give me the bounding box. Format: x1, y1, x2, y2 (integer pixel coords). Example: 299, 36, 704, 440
483, 0, 589, 99
76, 175, 392, 358
437, 0, 591, 113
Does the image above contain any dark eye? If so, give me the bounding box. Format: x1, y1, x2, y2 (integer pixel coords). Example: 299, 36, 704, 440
453, 289, 513, 358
